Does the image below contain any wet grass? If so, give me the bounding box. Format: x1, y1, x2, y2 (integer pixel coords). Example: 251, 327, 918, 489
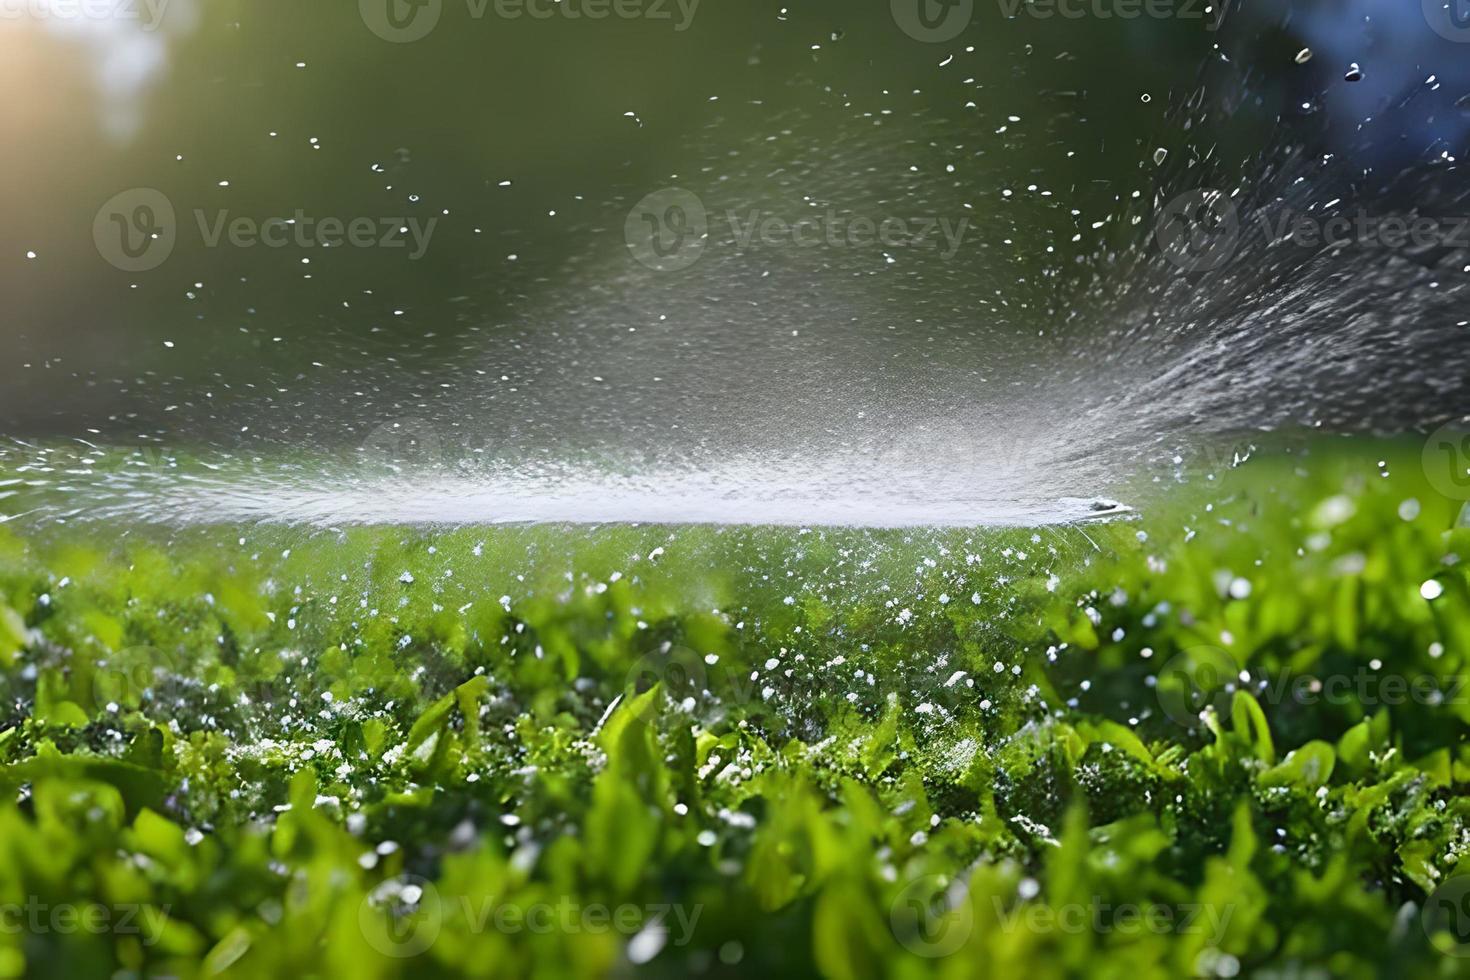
0, 439, 1465, 977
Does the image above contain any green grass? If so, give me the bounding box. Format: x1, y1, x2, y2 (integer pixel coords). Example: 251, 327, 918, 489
0, 441, 1466, 977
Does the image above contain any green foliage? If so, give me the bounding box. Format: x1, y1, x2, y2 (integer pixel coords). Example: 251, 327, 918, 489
0, 441, 1464, 977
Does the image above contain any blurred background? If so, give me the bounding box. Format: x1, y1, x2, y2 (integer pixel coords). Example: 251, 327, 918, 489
0, 0, 1466, 461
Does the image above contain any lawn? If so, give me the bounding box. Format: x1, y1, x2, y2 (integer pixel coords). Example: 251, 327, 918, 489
0, 440, 1466, 977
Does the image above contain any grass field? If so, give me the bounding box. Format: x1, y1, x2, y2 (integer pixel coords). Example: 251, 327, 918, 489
0, 440, 1467, 977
